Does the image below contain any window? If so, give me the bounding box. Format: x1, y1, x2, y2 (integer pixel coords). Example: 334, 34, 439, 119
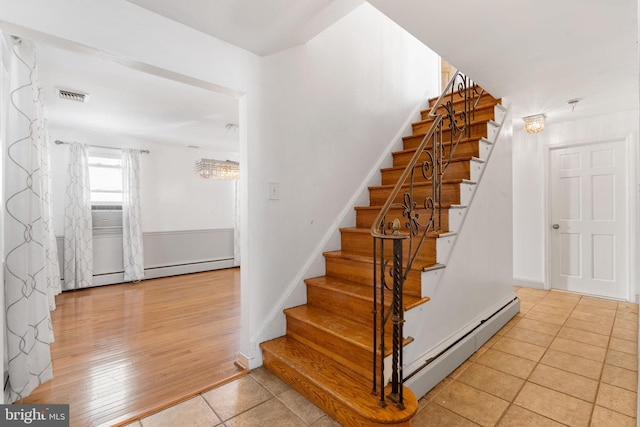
88, 149, 122, 209
88, 148, 123, 231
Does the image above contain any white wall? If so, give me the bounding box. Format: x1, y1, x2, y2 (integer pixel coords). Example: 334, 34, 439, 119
139, 144, 238, 233
48, 127, 238, 234
513, 110, 639, 300
244, 3, 439, 364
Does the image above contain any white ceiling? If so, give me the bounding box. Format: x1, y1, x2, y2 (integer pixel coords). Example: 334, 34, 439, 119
126, 0, 365, 56
37, 44, 240, 151
36, 0, 363, 152
37, 0, 638, 152
368, 0, 639, 125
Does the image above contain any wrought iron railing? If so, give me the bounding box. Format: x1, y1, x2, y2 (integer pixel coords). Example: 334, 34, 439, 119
370, 70, 484, 408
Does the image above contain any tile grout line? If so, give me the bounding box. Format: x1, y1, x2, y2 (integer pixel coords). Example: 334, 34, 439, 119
491, 291, 575, 426
200, 376, 281, 426
273, 392, 319, 426
248, 371, 315, 425
572, 297, 638, 422
581, 297, 615, 426
198, 392, 228, 426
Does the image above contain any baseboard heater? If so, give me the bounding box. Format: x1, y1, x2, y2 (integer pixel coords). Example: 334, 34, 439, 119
90, 258, 235, 286
404, 297, 520, 399
57, 228, 236, 287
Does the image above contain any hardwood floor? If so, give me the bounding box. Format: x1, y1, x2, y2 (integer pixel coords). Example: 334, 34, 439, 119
19, 268, 246, 427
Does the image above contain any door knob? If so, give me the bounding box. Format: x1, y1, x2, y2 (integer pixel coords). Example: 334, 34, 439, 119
552, 224, 560, 229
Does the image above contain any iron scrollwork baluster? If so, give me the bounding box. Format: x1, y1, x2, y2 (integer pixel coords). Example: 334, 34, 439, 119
370, 70, 484, 409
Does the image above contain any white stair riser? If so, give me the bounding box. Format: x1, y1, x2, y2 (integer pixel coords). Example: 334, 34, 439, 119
459, 182, 476, 206
447, 207, 468, 233
487, 121, 500, 143
470, 159, 484, 182
494, 105, 508, 124
479, 138, 493, 161
421, 267, 444, 299
436, 234, 457, 264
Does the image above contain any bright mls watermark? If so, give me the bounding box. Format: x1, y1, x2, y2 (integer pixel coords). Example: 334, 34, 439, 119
1, 405, 69, 426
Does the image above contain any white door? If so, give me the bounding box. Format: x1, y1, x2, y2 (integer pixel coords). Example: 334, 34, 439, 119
549, 140, 627, 299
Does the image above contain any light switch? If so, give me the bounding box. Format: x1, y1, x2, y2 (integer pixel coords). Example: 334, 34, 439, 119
269, 182, 279, 200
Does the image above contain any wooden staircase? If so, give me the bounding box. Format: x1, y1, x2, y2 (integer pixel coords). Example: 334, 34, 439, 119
261, 88, 503, 426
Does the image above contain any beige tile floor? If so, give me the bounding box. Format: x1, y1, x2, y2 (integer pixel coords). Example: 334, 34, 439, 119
123, 287, 638, 426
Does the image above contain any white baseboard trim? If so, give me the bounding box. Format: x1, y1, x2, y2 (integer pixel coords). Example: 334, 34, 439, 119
513, 277, 545, 289
405, 297, 520, 399
236, 352, 250, 370
143, 259, 234, 280
62, 259, 236, 288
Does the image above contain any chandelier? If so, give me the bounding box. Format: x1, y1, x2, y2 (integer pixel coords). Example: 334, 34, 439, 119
195, 159, 239, 180
523, 114, 545, 134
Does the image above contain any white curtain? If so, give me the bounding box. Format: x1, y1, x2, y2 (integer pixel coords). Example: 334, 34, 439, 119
3, 36, 60, 402
63, 143, 93, 290
122, 149, 144, 281
234, 180, 241, 266
39, 114, 62, 308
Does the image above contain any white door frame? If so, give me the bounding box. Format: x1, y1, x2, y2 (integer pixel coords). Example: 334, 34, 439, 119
544, 135, 638, 302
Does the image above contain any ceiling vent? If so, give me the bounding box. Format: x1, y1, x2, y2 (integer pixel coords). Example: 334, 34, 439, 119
57, 88, 89, 103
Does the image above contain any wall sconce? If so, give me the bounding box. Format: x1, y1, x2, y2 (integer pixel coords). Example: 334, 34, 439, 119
195, 159, 239, 180
523, 114, 545, 134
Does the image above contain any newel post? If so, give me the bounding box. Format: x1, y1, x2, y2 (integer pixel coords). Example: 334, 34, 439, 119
388, 218, 405, 408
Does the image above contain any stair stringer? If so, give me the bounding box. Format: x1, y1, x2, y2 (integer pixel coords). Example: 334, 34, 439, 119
410, 104, 506, 299
401, 101, 519, 399
420, 103, 508, 296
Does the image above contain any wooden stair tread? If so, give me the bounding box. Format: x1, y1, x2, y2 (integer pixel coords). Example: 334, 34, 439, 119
305, 276, 430, 311
417, 102, 499, 123
415, 116, 492, 127
396, 136, 488, 152
323, 250, 373, 263
402, 128, 493, 145
261, 336, 417, 425
425, 97, 499, 109
424, 90, 499, 110
324, 250, 439, 272
340, 227, 442, 239
423, 100, 500, 114
368, 178, 472, 191
355, 203, 455, 212
285, 305, 374, 350
380, 156, 476, 173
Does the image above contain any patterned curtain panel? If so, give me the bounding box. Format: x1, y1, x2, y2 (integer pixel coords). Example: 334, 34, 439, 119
38, 108, 62, 309
4, 36, 59, 402
63, 143, 93, 290
122, 149, 144, 281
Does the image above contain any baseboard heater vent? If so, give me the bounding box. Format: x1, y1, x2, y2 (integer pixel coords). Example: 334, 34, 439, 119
92, 258, 235, 286
143, 258, 233, 271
